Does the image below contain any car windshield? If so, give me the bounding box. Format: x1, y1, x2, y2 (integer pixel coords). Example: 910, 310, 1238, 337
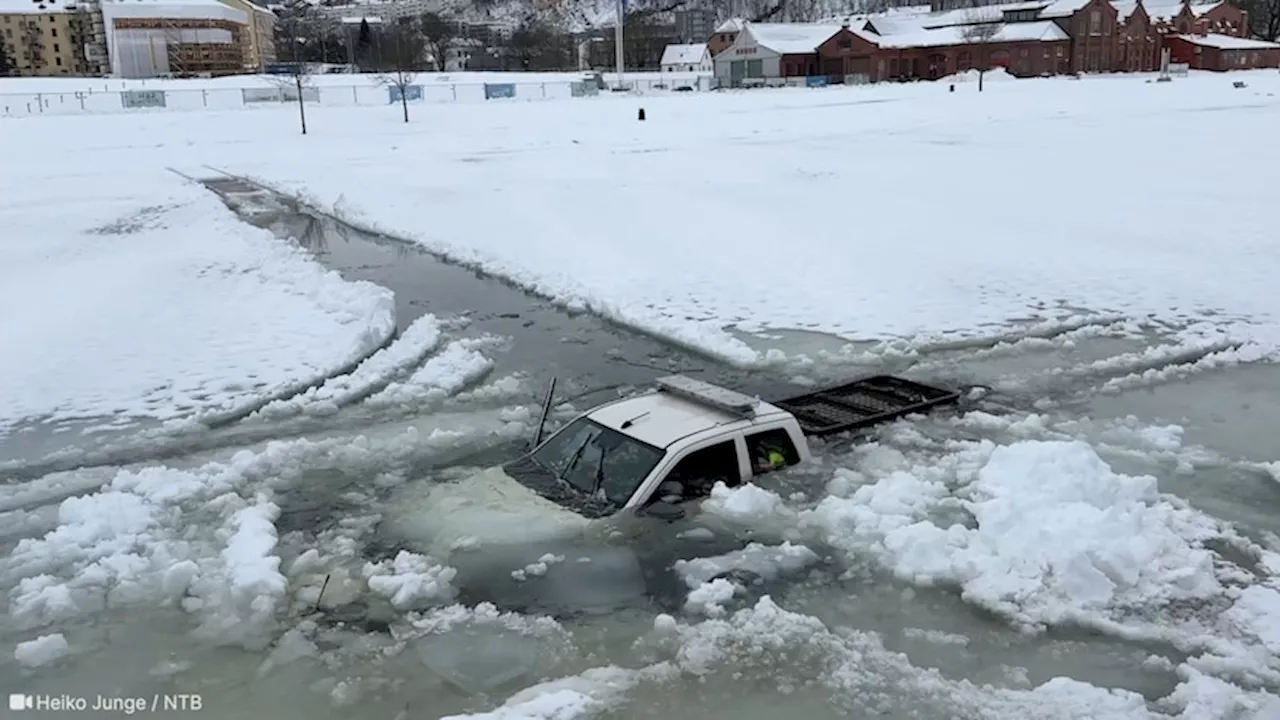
531, 417, 664, 507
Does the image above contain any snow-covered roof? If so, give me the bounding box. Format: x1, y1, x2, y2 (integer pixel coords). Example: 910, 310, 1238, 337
660, 43, 708, 66
746, 23, 846, 54
1175, 32, 1280, 49
101, 0, 247, 22
1113, 0, 1221, 20
714, 17, 745, 33
872, 19, 1069, 48
1038, 0, 1091, 18
0, 0, 79, 14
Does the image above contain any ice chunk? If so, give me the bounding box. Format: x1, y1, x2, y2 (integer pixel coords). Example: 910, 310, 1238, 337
702, 482, 791, 526
413, 624, 547, 694
673, 541, 820, 589
685, 578, 738, 617
14, 632, 70, 668
362, 550, 457, 610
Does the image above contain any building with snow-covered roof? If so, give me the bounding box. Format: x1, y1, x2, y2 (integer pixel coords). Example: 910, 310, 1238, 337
708, 16, 745, 56
660, 42, 710, 72
1166, 32, 1280, 69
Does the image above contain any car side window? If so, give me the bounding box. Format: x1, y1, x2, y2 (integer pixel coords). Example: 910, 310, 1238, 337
651, 440, 741, 504
745, 428, 800, 475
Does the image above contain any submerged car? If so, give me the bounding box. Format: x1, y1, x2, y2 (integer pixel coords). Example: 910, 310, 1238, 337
411, 374, 961, 562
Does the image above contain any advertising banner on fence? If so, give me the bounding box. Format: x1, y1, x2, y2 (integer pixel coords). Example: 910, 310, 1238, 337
281, 86, 320, 103
569, 81, 599, 98
484, 83, 516, 100
388, 85, 423, 103
121, 90, 166, 109
243, 88, 283, 103
805, 75, 828, 88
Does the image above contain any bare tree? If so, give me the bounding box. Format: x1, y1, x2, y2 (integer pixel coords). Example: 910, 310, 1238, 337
1239, 0, 1280, 39
959, 16, 1000, 91
269, 63, 313, 134
377, 21, 427, 122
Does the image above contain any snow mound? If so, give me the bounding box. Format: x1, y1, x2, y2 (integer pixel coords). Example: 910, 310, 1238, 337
941, 67, 1018, 84
189, 495, 288, 649
14, 632, 69, 668
363, 550, 457, 610
257, 313, 443, 418
366, 336, 497, 408
808, 440, 1224, 628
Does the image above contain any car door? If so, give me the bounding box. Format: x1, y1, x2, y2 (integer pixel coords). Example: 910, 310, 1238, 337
625, 435, 748, 510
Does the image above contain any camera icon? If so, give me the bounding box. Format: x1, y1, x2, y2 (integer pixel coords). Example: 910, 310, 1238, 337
9, 694, 34, 711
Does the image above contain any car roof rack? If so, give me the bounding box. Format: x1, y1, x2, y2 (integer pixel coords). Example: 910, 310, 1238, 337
655, 375, 759, 418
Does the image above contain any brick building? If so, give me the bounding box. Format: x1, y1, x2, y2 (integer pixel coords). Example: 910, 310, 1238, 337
1165, 32, 1280, 68
712, 0, 1277, 87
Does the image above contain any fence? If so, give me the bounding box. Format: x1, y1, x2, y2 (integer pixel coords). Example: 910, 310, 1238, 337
0, 75, 715, 117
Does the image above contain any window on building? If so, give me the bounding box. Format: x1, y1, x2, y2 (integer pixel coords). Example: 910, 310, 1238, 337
1089, 9, 1102, 34
53, 43, 59, 52
56, 56, 62, 65
838, 36, 852, 49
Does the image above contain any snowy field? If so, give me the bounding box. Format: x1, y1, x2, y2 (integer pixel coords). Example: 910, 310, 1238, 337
3, 70, 1280, 719
0, 70, 710, 116
0, 166, 395, 448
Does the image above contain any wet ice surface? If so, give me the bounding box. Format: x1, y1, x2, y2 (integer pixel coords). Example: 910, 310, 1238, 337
4, 191, 1280, 719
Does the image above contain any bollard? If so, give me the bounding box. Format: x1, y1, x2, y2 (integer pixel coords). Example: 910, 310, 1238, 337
638, 107, 646, 121
949, 84, 955, 92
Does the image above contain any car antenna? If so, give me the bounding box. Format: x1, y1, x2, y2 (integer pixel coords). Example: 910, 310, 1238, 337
620, 411, 650, 429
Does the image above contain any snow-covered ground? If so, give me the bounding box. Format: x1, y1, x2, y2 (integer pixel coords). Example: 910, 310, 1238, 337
4, 70, 1280, 718
0, 167, 395, 445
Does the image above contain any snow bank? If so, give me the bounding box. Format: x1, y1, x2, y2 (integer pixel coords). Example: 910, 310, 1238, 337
256, 313, 443, 419
13, 632, 69, 668
941, 67, 1017, 83
366, 336, 497, 408
0, 180, 395, 436
805, 440, 1224, 628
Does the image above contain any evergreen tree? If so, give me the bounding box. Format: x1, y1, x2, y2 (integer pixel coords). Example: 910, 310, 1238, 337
356, 18, 374, 67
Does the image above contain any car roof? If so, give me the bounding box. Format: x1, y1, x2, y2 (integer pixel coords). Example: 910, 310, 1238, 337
587, 390, 789, 449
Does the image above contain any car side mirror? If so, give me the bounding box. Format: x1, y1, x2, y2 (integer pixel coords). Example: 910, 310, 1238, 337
642, 500, 685, 522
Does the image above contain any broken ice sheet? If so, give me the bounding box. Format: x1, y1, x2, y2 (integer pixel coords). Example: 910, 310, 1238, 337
413, 625, 547, 694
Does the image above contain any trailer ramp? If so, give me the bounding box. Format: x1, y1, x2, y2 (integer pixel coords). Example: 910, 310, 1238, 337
773, 375, 960, 437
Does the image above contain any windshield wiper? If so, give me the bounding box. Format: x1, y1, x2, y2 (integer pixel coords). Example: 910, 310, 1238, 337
589, 444, 608, 500
560, 433, 593, 484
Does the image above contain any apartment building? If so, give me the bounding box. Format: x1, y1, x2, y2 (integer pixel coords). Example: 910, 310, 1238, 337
0, 0, 92, 75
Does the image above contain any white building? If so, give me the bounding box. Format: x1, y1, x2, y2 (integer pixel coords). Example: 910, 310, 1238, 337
101, 0, 247, 77
659, 42, 711, 72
